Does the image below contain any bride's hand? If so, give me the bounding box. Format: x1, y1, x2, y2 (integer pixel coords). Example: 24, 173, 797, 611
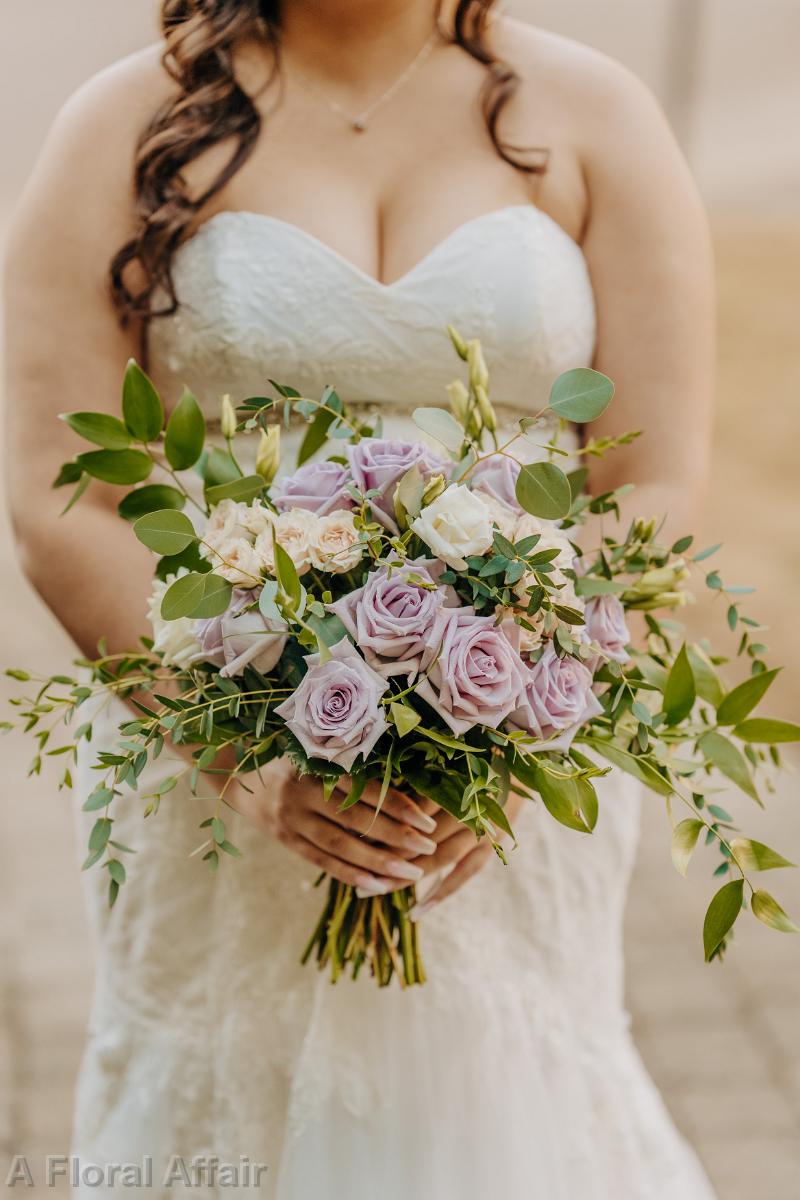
410, 790, 527, 919
226, 762, 438, 895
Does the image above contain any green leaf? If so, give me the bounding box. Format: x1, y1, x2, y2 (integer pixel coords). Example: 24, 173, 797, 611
52, 461, 84, 489
297, 406, 336, 466
134, 509, 196, 556
574, 576, 627, 598
122, 359, 164, 442
160, 572, 209, 621
61, 412, 132, 450
733, 718, 800, 744
687, 644, 725, 707
390, 703, 421, 738
107, 859, 126, 885
751, 890, 800, 934
548, 368, 614, 423
663, 644, 695, 725
202, 447, 241, 488
306, 612, 348, 649
703, 879, 744, 961
273, 538, 302, 609
118, 485, 186, 521
155, 541, 209, 582
698, 730, 761, 805
515, 461, 572, 520
88, 817, 113, 854
533, 768, 597, 834
76, 449, 152, 485
82, 787, 114, 812
164, 389, 205, 470
412, 406, 464, 452
567, 467, 589, 501
671, 818, 704, 877
205, 475, 264, 506
716, 668, 780, 726
693, 542, 723, 563
730, 838, 795, 873
61, 473, 91, 514
190, 574, 232, 619
581, 738, 673, 796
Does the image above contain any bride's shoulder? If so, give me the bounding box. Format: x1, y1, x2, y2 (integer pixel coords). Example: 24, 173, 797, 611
493, 18, 671, 154
6, 45, 175, 252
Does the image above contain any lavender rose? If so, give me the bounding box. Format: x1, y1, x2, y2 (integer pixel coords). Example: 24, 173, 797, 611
275, 638, 389, 771
271, 460, 353, 517
584, 595, 631, 664
329, 558, 455, 679
346, 438, 446, 534
510, 644, 603, 752
470, 455, 521, 510
196, 588, 287, 679
416, 610, 528, 736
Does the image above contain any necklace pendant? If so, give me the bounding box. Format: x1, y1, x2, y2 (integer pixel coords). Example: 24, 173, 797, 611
351, 117, 368, 133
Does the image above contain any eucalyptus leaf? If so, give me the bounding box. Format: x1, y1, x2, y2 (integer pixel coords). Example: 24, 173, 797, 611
160, 572, 209, 621
118, 485, 186, 521
202, 447, 241, 489
515, 461, 572, 520
76, 449, 152, 485
703, 878, 744, 961
412, 407, 464, 452
61, 412, 132, 450
134, 509, 196, 556
549, 368, 614, 423
190, 574, 232, 619
122, 359, 164, 442
164, 389, 205, 470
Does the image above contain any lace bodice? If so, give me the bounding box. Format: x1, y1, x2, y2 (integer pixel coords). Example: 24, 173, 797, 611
148, 205, 597, 416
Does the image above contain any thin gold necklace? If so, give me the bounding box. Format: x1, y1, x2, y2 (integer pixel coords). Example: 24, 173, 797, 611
287, 30, 441, 134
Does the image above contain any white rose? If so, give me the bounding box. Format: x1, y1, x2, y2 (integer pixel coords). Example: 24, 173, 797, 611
411, 484, 494, 570
240, 500, 275, 538
255, 508, 317, 576
309, 510, 364, 573
216, 537, 263, 586
474, 490, 518, 540
147, 573, 202, 669
200, 498, 250, 563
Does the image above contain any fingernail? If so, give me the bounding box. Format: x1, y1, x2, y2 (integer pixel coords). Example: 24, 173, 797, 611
355, 877, 392, 897
385, 859, 424, 882
409, 901, 434, 922
408, 810, 437, 834
406, 833, 437, 855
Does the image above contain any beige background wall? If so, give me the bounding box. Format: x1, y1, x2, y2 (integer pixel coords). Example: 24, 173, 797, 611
1, 4, 799, 1198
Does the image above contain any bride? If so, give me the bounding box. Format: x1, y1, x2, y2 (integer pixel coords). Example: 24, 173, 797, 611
5, 1, 717, 1196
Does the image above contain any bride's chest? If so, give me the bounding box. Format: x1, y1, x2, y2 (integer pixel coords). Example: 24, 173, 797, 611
147, 206, 596, 415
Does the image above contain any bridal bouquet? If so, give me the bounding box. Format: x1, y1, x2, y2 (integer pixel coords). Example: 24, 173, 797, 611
6, 329, 799, 985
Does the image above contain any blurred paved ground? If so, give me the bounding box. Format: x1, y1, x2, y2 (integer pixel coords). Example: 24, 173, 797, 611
2, 223, 799, 1197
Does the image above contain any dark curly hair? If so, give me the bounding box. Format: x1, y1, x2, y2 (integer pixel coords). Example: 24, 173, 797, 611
110, 0, 545, 329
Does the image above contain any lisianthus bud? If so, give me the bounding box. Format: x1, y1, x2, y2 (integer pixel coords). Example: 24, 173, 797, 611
421, 474, 446, 505
256, 425, 281, 484
467, 339, 489, 392
474, 384, 497, 433
631, 517, 659, 544
446, 379, 470, 426
447, 324, 469, 361
220, 394, 237, 439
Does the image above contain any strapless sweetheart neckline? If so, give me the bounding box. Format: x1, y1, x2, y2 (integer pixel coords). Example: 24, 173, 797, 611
184, 203, 586, 292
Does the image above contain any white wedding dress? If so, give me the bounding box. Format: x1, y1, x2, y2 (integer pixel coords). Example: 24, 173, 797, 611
72, 205, 717, 1198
